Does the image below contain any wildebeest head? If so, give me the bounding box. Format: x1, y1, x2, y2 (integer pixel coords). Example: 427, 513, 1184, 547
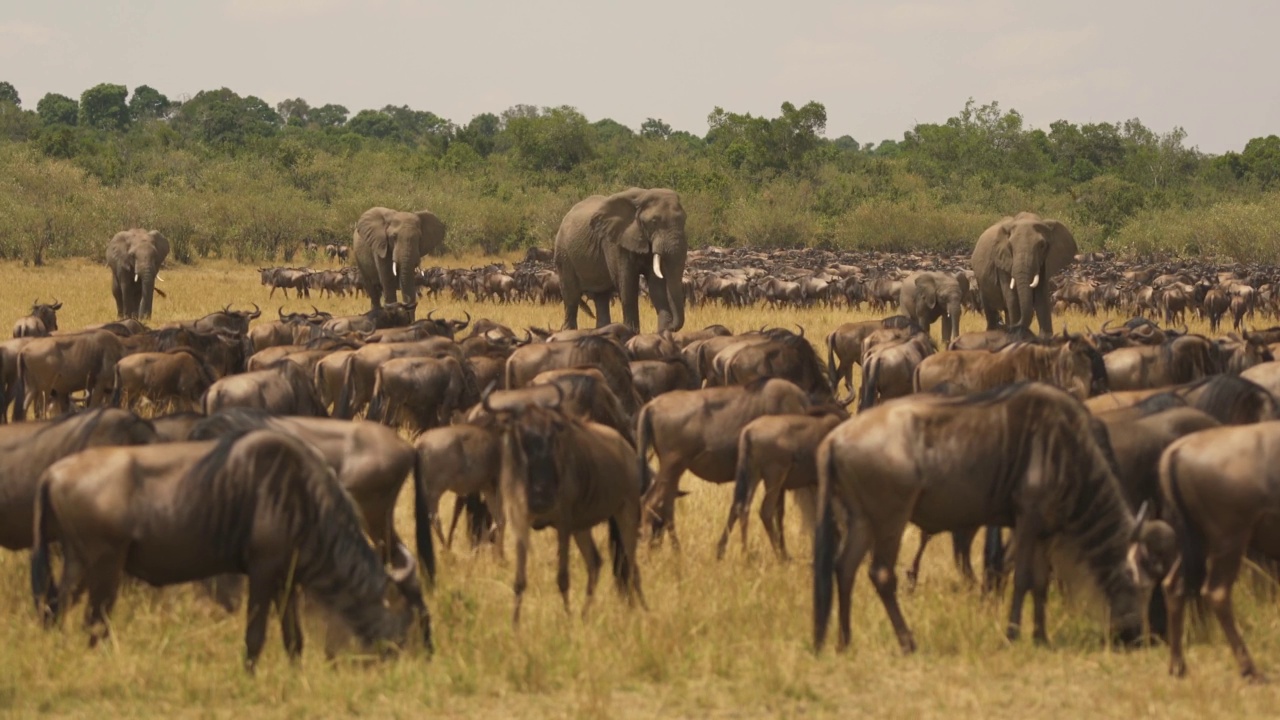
1053, 330, 1108, 398
1126, 503, 1177, 591
488, 385, 567, 517
31, 299, 61, 332
373, 302, 417, 327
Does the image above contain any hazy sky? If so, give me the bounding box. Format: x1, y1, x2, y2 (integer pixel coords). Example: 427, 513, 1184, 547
3, 0, 1276, 153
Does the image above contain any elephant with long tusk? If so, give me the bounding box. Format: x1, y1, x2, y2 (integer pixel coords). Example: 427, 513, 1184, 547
973, 213, 1077, 338
107, 229, 170, 320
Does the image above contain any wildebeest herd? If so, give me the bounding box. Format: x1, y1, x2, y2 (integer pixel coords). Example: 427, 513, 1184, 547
6, 201, 1280, 683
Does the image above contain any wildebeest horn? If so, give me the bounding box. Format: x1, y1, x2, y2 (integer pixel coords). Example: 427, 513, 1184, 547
51, 299, 62, 310
1130, 501, 1150, 542
223, 304, 231, 314
455, 310, 471, 329
795, 324, 805, 339
427, 308, 437, 321
1100, 319, 1114, 334
278, 306, 287, 320
249, 303, 261, 319
480, 379, 499, 412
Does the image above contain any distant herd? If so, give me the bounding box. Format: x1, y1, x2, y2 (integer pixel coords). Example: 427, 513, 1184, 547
4, 200, 1280, 682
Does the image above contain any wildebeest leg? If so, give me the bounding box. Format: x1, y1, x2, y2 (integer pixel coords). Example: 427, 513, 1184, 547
511, 517, 530, 626
574, 530, 602, 619
244, 570, 282, 673
773, 489, 788, 561
83, 551, 126, 649
906, 531, 932, 591
1205, 542, 1262, 680
1006, 525, 1039, 642
1029, 541, 1051, 645
834, 501, 871, 652
280, 586, 303, 661
983, 526, 1005, 593
556, 529, 573, 614
867, 512, 915, 654
643, 456, 687, 549
951, 529, 977, 584
1163, 558, 1189, 677
54, 553, 88, 628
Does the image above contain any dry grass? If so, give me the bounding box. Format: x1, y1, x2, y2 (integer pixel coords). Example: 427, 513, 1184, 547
2, 254, 1280, 719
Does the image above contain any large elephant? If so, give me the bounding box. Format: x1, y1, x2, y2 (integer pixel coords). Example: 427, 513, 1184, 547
352, 207, 446, 313
554, 188, 687, 333
106, 229, 170, 320
971, 212, 1077, 337
898, 271, 966, 345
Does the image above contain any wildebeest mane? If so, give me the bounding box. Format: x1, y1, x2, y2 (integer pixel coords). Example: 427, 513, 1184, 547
37, 408, 156, 453
184, 430, 400, 645
189, 407, 277, 441
1183, 373, 1277, 425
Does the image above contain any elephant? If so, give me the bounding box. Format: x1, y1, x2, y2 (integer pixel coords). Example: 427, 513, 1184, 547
554, 187, 687, 333
897, 271, 967, 345
970, 212, 1077, 337
352, 207, 446, 314
106, 229, 170, 320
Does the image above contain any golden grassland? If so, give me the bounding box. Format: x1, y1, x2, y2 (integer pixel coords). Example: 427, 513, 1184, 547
1, 254, 1279, 719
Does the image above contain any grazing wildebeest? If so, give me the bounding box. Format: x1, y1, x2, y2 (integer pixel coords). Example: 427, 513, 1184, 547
318, 302, 417, 337
201, 360, 328, 417
813, 382, 1155, 653
333, 337, 461, 420
366, 354, 477, 435
859, 332, 937, 411
636, 377, 811, 547
505, 335, 641, 415
717, 406, 847, 560
630, 358, 699, 403
1084, 374, 1279, 426
187, 304, 261, 336
190, 409, 432, 588
13, 299, 61, 338
1103, 334, 1221, 391
1159, 421, 1280, 679
413, 423, 504, 554
825, 317, 919, 393
31, 429, 426, 670
486, 388, 646, 623
0, 409, 158, 553
720, 327, 848, 405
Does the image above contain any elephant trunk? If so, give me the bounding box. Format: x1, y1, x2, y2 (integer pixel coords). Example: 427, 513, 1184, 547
946, 300, 962, 345
655, 251, 686, 332
137, 264, 158, 319
396, 247, 419, 308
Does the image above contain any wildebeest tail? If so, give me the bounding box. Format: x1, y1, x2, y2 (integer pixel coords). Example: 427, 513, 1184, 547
1164, 448, 1206, 601
12, 354, 27, 421
812, 441, 838, 652
732, 428, 755, 509
30, 478, 57, 624
413, 450, 437, 585
825, 331, 839, 388
110, 363, 124, 407
366, 369, 387, 424
636, 404, 654, 496
858, 356, 880, 412
608, 516, 630, 591
334, 353, 357, 419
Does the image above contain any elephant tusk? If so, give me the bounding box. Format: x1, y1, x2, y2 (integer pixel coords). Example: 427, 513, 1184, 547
156, 274, 165, 283
134, 273, 139, 283
652, 254, 664, 280
1031, 274, 1040, 289
1009, 277, 1016, 290
392, 261, 397, 277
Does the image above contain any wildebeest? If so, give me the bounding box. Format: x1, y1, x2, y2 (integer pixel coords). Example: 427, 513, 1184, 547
111, 348, 217, 413
13, 330, 127, 420
505, 335, 641, 415
630, 358, 699, 403
1159, 421, 1280, 679
914, 332, 1108, 400
13, 300, 61, 338
318, 302, 417, 337
813, 382, 1154, 653
859, 332, 937, 411
333, 337, 462, 419
825, 317, 914, 392
1103, 334, 1221, 391
31, 429, 426, 670
201, 360, 328, 417
187, 304, 261, 336
719, 327, 848, 405
636, 378, 811, 546
366, 354, 477, 434
717, 406, 846, 560
0, 409, 158, 553
486, 388, 646, 623
413, 423, 504, 555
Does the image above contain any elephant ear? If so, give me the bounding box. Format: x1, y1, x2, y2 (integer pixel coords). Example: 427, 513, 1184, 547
915, 274, 938, 309
148, 230, 171, 265
106, 231, 131, 270
992, 218, 1016, 269
954, 271, 971, 299
356, 208, 393, 260
1042, 220, 1078, 278
590, 188, 647, 254
414, 211, 446, 257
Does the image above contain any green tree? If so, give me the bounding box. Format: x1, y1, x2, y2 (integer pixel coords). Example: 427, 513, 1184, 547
505, 105, 594, 172
0, 81, 19, 106
172, 88, 279, 147
347, 109, 398, 139
276, 97, 311, 126
79, 83, 131, 131
456, 112, 501, 156
706, 101, 827, 175
36, 93, 79, 126
1240, 135, 1280, 188
309, 103, 349, 128
129, 85, 172, 120
640, 118, 672, 139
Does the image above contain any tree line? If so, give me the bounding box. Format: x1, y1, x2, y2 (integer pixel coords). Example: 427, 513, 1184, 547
1, 80, 1278, 265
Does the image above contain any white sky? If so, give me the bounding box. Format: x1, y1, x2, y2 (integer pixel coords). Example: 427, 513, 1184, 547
2, 0, 1276, 153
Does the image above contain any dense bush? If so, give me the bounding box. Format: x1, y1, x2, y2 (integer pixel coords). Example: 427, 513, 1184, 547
1, 84, 1277, 264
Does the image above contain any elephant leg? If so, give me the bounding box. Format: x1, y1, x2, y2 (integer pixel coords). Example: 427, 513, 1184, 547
111, 275, 125, 319
560, 270, 582, 330
591, 293, 612, 328
1033, 288, 1054, 337
981, 302, 1004, 331
619, 261, 642, 332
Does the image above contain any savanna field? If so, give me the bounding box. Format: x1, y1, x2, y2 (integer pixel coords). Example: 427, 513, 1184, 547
3, 253, 1280, 719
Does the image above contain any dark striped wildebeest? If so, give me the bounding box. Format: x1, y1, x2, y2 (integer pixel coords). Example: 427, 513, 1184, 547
31, 428, 426, 672
812, 382, 1158, 653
